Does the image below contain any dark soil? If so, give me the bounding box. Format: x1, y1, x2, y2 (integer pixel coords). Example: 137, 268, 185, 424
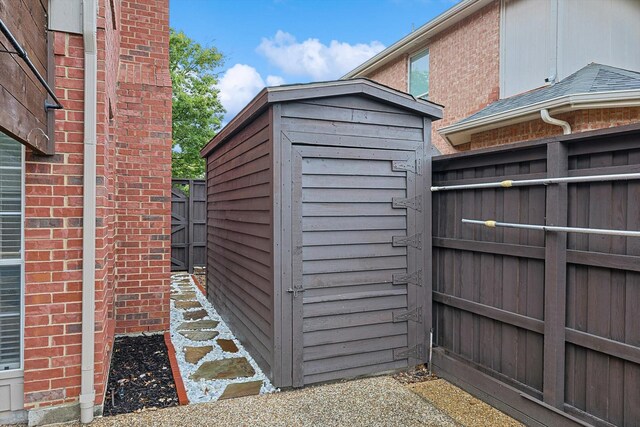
103, 334, 179, 416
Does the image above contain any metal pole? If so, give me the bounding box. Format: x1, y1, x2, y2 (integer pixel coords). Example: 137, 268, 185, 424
431, 172, 640, 192
428, 329, 433, 376
0, 18, 64, 110
462, 218, 640, 238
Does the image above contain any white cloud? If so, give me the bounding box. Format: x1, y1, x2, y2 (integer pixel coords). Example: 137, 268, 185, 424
266, 75, 286, 86
257, 30, 385, 81
216, 64, 264, 119
216, 64, 286, 121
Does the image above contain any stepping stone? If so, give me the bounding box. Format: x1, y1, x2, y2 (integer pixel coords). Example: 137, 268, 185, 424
175, 300, 202, 310
179, 330, 219, 341
178, 320, 219, 331
219, 381, 263, 400
217, 339, 239, 353
190, 358, 255, 380
172, 292, 197, 301
184, 346, 213, 364
183, 309, 208, 321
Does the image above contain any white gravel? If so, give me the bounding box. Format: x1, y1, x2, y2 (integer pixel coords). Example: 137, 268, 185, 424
169, 273, 277, 403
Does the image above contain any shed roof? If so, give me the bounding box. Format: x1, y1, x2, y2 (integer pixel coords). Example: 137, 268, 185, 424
200, 79, 443, 157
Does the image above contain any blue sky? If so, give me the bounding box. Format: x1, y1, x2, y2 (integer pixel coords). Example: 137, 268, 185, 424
170, 0, 459, 121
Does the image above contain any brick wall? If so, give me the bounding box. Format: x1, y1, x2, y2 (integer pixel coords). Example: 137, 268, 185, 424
23, 29, 88, 410
428, 1, 500, 153
113, 0, 172, 335
22, 0, 171, 412
367, 54, 408, 93
93, 0, 120, 405
365, 2, 501, 154
363, 2, 640, 152
469, 107, 640, 149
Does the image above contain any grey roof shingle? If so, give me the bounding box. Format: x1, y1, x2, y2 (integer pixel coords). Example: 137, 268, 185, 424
457, 63, 640, 124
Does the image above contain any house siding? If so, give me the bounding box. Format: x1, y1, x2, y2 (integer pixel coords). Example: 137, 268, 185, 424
21, 0, 171, 414
362, 0, 640, 152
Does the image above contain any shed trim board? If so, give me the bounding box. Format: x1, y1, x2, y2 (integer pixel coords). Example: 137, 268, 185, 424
203, 81, 441, 389
200, 79, 443, 158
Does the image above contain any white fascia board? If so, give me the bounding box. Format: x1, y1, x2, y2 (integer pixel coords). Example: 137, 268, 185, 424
439, 90, 640, 145
341, 0, 491, 80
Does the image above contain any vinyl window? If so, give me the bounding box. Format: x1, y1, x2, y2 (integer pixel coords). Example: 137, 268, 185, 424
0, 132, 23, 371
409, 49, 429, 99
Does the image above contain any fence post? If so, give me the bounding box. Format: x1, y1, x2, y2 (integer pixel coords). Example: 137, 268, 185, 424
543, 140, 568, 408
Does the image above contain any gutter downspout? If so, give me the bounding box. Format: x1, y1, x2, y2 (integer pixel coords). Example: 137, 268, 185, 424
541, 108, 571, 135
80, 0, 97, 423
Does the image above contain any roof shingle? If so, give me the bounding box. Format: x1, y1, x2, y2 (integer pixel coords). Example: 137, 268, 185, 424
457, 63, 640, 124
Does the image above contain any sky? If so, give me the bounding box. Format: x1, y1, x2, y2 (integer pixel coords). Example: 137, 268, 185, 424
170, 0, 460, 122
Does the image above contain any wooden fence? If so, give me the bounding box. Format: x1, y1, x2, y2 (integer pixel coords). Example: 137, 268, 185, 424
171, 179, 206, 273
430, 124, 640, 427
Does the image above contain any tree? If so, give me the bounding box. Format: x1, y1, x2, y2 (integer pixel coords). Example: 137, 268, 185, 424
170, 29, 225, 178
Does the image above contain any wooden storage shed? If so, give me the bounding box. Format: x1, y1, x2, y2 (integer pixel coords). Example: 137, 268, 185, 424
200, 79, 442, 388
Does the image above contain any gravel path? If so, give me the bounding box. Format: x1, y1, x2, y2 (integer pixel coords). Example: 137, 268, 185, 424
407, 379, 523, 427
69, 377, 456, 427
169, 273, 275, 402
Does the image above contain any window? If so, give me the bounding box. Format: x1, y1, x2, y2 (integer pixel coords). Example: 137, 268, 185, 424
0, 132, 23, 371
409, 49, 429, 99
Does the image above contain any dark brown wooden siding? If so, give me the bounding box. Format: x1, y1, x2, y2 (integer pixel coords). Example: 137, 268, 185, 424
279, 96, 428, 386
431, 125, 640, 427
205, 110, 274, 375
0, 0, 51, 152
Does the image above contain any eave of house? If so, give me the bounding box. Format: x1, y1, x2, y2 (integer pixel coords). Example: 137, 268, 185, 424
438, 90, 640, 145
341, 0, 493, 80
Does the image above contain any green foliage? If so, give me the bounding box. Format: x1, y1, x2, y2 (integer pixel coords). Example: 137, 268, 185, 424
170, 28, 225, 178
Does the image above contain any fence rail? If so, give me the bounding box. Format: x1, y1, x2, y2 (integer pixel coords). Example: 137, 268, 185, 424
171, 179, 206, 273
430, 123, 640, 427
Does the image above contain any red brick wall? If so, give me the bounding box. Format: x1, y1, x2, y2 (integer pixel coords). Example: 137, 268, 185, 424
365, 2, 501, 154
93, 0, 120, 405
22, 0, 171, 412
363, 2, 640, 152
23, 29, 88, 410
429, 2, 500, 153
113, 0, 172, 335
367, 54, 408, 93
469, 107, 640, 149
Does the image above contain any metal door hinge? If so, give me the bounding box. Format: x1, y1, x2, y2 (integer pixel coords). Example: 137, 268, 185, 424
287, 285, 305, 298
392, 233, 422, 249
392, 154, 422, 175
392, 270, 422, 286
393, 307, 423, 323
392, 195, 422, 212
393, 344, 424, 361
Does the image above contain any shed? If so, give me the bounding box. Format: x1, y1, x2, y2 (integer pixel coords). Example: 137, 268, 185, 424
200, 79, 443, 388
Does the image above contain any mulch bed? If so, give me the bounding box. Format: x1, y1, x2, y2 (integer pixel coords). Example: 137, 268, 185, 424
103, 334, 179, 416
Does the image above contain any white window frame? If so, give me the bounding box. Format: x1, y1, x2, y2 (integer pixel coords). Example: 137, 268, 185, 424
408, 48, 430, 99
0, 144, 25, 372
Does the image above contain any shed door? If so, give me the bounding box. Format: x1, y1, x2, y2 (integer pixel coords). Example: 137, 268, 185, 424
290, 145, 427, 387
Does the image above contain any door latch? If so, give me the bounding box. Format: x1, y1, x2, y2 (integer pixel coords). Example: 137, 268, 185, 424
287, 284, 305, 298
